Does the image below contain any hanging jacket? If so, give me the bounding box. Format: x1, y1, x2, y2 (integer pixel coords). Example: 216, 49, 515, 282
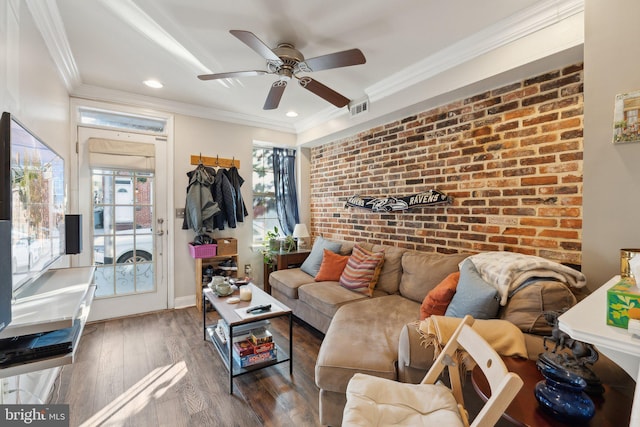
224, 166, 248, 222
213, 170, 237, 230
182, 165, 220, 233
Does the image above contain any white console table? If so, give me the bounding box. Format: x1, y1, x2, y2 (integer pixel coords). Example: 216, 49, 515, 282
558, 275, 640, 426
0, 266, 96, 378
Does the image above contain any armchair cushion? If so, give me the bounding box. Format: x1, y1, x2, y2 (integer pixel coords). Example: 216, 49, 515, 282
343, 374, 464, 426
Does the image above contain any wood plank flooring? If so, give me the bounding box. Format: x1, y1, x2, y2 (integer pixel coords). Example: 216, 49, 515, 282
51, 307, 324, 427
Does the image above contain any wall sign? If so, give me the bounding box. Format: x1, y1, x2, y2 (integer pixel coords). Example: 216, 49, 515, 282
345, 190, 452, 212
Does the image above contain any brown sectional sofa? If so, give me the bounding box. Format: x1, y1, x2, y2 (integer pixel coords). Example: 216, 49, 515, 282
268, 239, 633, 426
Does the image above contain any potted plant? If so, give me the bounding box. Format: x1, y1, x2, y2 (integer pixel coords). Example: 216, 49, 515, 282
265, 226, 280, 252
283, 235, 297, 252
262, 226, 280, 266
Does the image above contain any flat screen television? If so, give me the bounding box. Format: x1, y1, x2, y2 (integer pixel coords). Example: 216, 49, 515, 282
0, 112, 65, 298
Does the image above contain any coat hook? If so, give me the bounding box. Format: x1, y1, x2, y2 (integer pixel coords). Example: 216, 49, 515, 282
216, 155, 219, 166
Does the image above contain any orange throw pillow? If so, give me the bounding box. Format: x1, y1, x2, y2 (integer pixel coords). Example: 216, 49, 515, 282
419, 271, 460, 320
315, 249, 350, 282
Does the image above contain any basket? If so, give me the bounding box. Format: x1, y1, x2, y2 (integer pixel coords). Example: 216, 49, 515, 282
189, 243, 217, 259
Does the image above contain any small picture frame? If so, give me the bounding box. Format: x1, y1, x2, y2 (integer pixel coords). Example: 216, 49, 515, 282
613, 90, 640, 144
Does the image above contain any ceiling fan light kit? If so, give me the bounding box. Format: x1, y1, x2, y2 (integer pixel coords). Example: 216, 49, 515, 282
198, 30, 366, 110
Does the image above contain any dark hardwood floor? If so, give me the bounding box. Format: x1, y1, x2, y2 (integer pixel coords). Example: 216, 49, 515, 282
52, 307, 324, 427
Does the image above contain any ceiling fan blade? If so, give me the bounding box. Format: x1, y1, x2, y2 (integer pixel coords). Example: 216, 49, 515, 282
264, 80, 287, 110
198, 70, 267, 81
298, 77, 350, 108
303, 48, 366, 72
230, 30, 281, 63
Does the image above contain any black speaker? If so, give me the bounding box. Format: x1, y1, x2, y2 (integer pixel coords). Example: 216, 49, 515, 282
65, 214, 83, 255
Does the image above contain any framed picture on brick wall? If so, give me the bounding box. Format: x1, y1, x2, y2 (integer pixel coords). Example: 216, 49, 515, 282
613, 90, 640, 143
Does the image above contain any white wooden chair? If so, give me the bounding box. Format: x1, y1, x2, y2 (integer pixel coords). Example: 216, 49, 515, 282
342, 315, 524, 427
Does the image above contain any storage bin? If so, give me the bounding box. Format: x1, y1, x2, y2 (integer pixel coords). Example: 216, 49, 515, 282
217, 238, 238, 256
189, 243, 217, 258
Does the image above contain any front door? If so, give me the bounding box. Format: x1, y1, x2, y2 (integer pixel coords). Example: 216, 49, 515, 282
77, 126, 168, 321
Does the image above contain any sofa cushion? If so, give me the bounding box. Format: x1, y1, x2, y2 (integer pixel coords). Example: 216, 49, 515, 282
339, 241, 357, 256
339, 244, 385, 296
300, 236, 342, 277
500, 279, 577, 335
298, 282, 368, 318
268, 268, 315, 300
315, 249, 350, 282
371, 244, 407, 295
420, 271, 460, 320
399, 251, 469, 303
315, 295, 421, 393
445, 258, 500, 319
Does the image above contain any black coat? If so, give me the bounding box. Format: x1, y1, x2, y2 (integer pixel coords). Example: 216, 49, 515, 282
224, 167, 248, 221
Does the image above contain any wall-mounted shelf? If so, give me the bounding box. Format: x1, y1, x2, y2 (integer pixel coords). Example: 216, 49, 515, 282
0, 266, 96, 378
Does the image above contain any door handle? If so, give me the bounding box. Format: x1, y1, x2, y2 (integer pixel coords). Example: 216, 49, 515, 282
156, 218, 165, 236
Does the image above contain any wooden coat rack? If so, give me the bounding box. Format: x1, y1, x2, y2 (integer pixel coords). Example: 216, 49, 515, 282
190, 154, 240, 169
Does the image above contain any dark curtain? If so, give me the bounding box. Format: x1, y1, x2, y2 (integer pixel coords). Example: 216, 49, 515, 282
273, 147, 300, 235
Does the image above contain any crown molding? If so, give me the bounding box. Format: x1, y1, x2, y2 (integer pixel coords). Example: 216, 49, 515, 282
365, 0, 584, 103
70, 83, 297, 134
26, 0, 81, 90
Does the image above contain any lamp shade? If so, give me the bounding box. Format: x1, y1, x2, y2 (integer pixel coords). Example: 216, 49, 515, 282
292, 223, 310, 238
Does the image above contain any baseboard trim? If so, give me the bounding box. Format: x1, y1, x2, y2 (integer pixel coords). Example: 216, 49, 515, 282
174, 295, 195, 309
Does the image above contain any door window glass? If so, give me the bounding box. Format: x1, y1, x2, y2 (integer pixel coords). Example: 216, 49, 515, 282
92, 169, 155, 297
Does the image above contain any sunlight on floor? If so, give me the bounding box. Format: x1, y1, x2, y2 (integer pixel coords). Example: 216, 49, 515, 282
80, 361, 187, 426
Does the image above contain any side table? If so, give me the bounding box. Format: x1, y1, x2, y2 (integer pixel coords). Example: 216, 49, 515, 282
558, 275, 640, 426
471, 356, 632, 426
263, 249, 311, 294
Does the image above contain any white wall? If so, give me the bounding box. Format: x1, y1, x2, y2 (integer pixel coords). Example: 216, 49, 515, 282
0, 0, 70, 405
583, 0, 640, 289
172, 114, 295, 304
1, 1, 69, 168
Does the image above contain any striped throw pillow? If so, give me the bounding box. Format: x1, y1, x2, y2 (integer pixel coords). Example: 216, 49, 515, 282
339, 244, 385, 297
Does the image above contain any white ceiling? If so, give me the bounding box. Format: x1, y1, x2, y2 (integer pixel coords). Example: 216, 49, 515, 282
32, 0, 584, 143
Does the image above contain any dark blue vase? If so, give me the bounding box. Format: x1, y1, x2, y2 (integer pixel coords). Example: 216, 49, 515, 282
535, 358, 595, 423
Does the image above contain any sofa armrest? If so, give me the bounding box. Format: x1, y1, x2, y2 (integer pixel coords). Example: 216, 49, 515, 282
397, 322, 435, 383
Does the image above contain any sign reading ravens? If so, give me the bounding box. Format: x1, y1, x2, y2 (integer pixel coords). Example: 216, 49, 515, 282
345, 190, 452, 212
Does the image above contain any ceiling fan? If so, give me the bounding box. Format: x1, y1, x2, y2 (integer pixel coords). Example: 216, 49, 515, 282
198, 30, 366, 110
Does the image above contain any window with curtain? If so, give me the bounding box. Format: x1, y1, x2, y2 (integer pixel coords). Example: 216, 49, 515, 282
252, 147, 279, 242
252, 146, 300, 242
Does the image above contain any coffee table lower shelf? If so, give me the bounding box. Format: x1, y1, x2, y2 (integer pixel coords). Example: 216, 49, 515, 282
205, 322, 292, 381
202, 285, 293, 394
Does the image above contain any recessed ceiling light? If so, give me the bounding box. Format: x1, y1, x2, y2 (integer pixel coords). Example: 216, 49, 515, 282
286, 111, 298, 118
143, 79, 163, 89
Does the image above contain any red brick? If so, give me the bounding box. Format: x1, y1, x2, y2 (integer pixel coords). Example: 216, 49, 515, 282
308, 63, 584, 263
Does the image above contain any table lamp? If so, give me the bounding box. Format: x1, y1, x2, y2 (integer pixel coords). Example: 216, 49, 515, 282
293, 224, 310, 250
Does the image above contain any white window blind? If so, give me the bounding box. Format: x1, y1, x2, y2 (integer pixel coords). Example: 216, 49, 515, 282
88, 138, 155, 172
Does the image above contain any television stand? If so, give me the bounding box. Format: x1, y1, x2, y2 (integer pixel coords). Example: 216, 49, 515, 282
0, 266, 95, 378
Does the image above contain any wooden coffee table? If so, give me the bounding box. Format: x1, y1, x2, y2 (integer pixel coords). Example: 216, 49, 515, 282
471, 356, 632, 426
202, 283, 292, 394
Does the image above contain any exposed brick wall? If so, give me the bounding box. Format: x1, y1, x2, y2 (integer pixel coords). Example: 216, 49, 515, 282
309, 63, 584, 265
